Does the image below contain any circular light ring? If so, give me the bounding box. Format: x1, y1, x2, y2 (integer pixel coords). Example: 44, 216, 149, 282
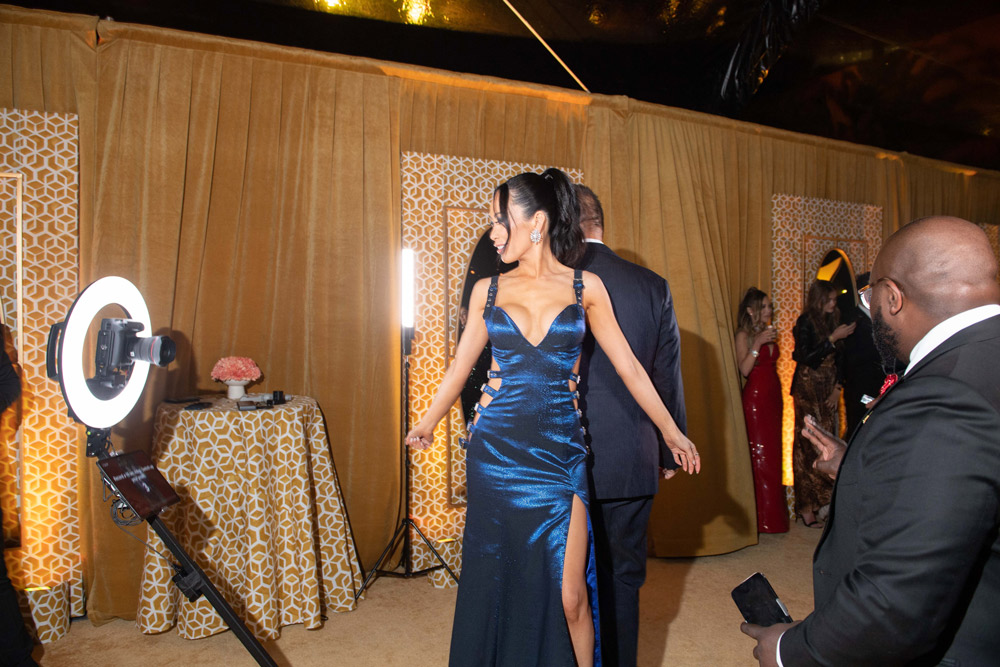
61, 276, 151, 428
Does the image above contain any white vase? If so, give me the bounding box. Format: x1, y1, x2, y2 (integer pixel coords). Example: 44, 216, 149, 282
225, 380, 249, 400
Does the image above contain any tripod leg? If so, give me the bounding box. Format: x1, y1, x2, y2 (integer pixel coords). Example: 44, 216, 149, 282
355, 521, 408, 600
409, 521, 459, 582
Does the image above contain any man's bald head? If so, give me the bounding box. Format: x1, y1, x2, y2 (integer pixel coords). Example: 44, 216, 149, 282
869, 216, 1000, 363
875, 216, 1000, 320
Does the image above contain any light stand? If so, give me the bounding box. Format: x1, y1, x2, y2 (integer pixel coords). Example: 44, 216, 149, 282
48, 277, 277, 667
355, 250, 457, 599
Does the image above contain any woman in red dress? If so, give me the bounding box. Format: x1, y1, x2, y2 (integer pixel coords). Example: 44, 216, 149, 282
736, 287, 788, 533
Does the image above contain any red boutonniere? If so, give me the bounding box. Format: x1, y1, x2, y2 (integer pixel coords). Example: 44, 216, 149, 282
879, 373, 899, 396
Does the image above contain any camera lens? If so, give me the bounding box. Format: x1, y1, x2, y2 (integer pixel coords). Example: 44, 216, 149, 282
128, 335, 176, 366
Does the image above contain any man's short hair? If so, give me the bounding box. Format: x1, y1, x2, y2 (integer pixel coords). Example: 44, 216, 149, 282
575, 184, 604, 229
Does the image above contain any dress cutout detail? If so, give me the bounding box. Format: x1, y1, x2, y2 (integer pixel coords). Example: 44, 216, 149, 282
450, 270, 601, 666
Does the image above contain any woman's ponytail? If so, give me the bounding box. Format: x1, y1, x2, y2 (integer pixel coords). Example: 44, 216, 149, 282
540, 168, 583, 267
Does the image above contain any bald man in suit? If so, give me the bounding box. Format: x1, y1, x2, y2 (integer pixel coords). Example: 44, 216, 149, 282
743, 216, 1000, 666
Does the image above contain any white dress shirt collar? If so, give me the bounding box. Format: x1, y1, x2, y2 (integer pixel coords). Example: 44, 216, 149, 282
905, 304, 1000, 376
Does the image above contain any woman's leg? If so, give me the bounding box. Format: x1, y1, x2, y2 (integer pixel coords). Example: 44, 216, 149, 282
562, 494, 594, 667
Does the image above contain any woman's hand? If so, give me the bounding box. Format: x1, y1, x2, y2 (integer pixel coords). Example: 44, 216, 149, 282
664, 430, 701, 474
826, 385, 841, 410
405, 425, 434, 450
829, 321, 856, 342
752, 326, 777, 349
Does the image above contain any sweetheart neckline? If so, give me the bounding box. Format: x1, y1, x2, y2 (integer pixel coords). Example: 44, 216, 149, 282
492, 303, 582, 349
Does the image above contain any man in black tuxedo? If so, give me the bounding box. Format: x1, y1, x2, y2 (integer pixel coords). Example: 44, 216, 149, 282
742, 216, 1000, 666
841, 272, 886, 436
575, 185, 686, 667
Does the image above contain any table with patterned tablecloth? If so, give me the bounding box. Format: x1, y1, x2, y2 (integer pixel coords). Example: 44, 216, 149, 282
137, 395, 362, 640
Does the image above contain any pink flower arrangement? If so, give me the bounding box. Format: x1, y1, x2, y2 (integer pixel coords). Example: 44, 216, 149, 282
211, 356, 262, 383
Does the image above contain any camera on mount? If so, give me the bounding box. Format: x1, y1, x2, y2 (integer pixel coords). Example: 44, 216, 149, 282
90, 318, 176, 399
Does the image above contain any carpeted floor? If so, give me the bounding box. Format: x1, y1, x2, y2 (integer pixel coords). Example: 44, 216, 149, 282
31, 523, 819, 666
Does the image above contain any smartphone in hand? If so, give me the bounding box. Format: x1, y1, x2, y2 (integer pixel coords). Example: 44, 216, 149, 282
732, 572, 793, 626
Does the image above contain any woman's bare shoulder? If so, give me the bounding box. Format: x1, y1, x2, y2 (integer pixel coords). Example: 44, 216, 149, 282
579, 270, 608, 293
468, 276, 494, 310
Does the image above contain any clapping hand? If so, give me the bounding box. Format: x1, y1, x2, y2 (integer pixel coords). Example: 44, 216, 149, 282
802, 414, 845, 479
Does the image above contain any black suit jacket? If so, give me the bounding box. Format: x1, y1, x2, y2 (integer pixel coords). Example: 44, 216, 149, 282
578, 242, 686, 500
781, 314, 1000, 666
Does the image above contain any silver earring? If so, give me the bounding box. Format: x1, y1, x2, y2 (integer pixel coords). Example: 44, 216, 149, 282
530, 229, 541, 244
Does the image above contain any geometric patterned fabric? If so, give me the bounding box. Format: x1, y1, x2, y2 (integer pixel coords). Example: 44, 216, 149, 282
401, 153, 583, 587
137, 396, 363, 639
0, 107, 84, 643
770, 194, 883, 487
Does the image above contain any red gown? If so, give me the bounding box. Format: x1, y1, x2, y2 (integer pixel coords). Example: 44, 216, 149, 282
742, 342, 789, 533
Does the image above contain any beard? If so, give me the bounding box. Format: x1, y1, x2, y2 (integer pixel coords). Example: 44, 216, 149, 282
871, 306, 903, 370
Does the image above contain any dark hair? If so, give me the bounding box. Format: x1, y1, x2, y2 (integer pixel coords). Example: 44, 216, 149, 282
736, 287, 768, 333
575, 184, 604, 229
805, 279, 839, 338
495, 168, 583, 267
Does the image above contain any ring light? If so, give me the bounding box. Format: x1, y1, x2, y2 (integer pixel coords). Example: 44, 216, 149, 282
51, 277, 153, 428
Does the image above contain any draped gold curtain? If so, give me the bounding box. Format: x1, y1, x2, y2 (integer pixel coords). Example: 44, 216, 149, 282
3, 3, 999, 621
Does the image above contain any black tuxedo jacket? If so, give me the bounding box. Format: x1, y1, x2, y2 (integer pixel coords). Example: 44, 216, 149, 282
577, 242, 686, 500
781, 314, 1000, 666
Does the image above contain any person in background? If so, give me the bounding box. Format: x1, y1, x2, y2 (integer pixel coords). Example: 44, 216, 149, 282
790, 280, 854, 527
735, 287, 787, 534
743, 215, 1000, 666
840, 272, 886, 436
0, 344, 35, 667
576, 184, 688, 665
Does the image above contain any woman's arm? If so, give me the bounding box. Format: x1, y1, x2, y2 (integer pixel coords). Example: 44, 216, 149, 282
792, 316, 834, 368
736, 328, 775, 378
405, 279, 490, 450
583, 272, 700, 474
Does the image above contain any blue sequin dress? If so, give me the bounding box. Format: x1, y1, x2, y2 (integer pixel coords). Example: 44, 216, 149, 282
450, 270, 601, 666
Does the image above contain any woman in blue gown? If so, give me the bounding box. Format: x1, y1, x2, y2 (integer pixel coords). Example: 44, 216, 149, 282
405, 169, 700, 666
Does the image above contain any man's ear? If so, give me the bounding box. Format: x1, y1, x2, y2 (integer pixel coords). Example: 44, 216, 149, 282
885, 280, 904, 316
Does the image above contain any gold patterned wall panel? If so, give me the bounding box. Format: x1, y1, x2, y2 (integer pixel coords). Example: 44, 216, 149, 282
0, 107, 83, 642
771, 194, 883, 488
401, 152, 583, 585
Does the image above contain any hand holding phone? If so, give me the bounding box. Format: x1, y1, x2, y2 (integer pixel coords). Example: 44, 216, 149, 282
732, 572, 793, 626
